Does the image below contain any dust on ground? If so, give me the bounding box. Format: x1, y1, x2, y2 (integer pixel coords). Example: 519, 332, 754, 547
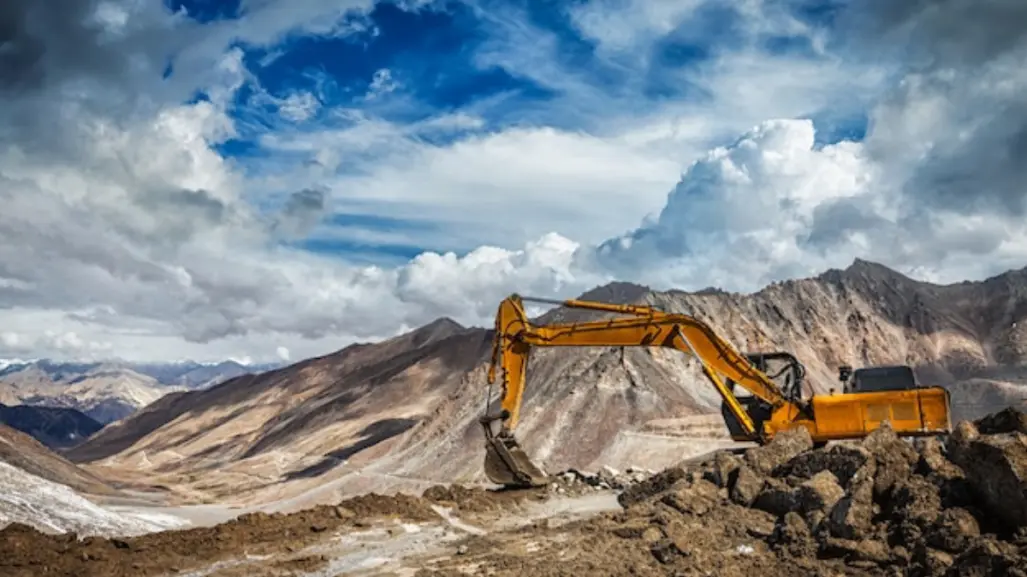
5, 408, 1027, 577
0, 492, 439, 577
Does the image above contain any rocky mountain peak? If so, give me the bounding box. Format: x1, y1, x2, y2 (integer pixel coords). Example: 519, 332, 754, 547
574, 281, 651, 303
392, 316, 468, 352
814, 258, 920, 289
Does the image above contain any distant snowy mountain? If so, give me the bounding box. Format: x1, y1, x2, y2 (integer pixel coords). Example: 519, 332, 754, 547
0, 359, 284, 428
129, 360, 281, 390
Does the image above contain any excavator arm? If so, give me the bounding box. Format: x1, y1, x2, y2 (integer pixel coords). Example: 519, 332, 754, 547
480, 294, 952, 489
481, 294, 806, 487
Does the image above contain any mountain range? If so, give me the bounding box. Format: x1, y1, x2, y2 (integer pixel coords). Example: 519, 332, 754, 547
0, 359, 284, 390
57, 258, 1027, 510
0, 360, 284, 448
0, 404, 103, 450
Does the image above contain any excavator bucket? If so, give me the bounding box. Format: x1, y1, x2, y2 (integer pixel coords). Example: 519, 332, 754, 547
483, 431, 550, 488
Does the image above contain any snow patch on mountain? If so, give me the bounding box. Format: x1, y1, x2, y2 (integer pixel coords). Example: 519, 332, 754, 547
0, 462, 189, 536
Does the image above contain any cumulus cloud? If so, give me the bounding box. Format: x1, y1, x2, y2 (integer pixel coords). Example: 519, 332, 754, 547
278, 92, 323, 122
593, 119, 881, 288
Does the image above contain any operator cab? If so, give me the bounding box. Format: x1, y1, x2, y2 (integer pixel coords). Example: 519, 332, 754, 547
720, 351, 807, 440
839, 364, 918, 393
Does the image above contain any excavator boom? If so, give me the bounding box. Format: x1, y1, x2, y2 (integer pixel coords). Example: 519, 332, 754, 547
481, 294, 952, 488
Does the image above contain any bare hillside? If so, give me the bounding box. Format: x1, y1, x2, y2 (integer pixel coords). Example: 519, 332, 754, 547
68, 259, 1027, 507
0, 404, 104, 450
0, 425, 113, 496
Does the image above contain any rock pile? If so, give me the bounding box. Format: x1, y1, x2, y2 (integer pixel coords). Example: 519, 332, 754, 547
615, 409, 1027, 576
551, 465, 656, 492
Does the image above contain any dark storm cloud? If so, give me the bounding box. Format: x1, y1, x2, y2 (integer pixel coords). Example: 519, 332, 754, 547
0, 0, 102, 92
134, 188, 230, 227
283, 187, 327, 218
0, 1, 195, 162
0, 0, 169, 94
843, 0, 1027, 217
850, 0, 1027, 69
271, 187, 329, 238
802, 197, 892, 250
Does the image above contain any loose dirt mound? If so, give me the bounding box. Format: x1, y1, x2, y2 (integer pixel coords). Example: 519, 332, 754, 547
420, 410, 1027, 576
0, 492, 439, 577
420, 467, 638, 514
422, 483, 550, 513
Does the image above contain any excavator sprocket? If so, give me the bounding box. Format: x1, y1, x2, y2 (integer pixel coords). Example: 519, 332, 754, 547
483, 432, 549, 488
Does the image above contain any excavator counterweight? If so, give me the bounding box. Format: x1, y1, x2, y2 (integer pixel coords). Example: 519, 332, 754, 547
481, 294, 953, 489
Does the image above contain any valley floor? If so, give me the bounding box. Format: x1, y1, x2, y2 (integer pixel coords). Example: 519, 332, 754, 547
0, 478, 627, 577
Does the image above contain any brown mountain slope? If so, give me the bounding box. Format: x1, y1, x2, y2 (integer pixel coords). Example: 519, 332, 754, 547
69, 304, 716, 504
0, 425, 114, 496
69, 259, 1027, 507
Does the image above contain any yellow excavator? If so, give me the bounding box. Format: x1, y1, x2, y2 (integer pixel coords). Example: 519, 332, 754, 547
479, 294, 953, 488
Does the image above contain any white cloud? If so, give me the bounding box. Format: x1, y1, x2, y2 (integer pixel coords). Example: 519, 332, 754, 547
278, 92, 323, 122
594, 118, 881, 289
1, 0, 1025, 364
365, 68, 399, 99
567, 0, 705, 53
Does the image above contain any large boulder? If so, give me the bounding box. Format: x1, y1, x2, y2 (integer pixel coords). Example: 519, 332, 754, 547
950, 420, 980, 446
617, 466, 688, 508
796, 470, 845, 521
926, 508, 980, 553
948, 429, 1027, 530
702, 451, 741, 489
753, 478, 798, 517
768, 511, 816, 558
729, 464, 763, 507
861, 422, 920, 497
744, 427, 814, 476
914, 437, 964, 482
827, 475, 875, 540
820, 537, 893, 565
777, 444, 876, 490
660, 479, 719, 517
975, 407, 1027, 435
948, 538, 1027, 577
888, 476, 943, 544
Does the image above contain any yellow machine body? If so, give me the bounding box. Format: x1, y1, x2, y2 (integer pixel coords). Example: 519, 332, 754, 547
480, 294, 952, 488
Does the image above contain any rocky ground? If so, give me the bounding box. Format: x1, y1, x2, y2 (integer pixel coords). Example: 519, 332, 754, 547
4, 408, 1027, 576
417, 408, 1027, 577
